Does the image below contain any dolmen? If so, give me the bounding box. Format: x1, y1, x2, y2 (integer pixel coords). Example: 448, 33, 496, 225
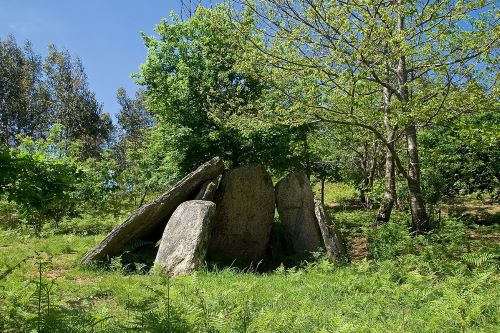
81, 157, 224, 264
275, 172, 346, 260
208, 165, 275, 265
82, 157, 346, 275
155, 200, 216, 275
275, 172, 323, 254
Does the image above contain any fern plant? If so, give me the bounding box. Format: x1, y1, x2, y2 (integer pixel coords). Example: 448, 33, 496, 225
461, 253, 499, 270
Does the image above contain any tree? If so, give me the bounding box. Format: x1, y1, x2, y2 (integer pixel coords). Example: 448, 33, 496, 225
116, 88, 152, 148
236, 0, 498, 233
119, 125, 181, 207
420, 108, 500, 204
180, 0, 204, 19
376, 86, 397, 223
1, 37, 112, 158
138, 4, 312, 175
307, 122, 384, 207
0, 36, 52, 145
44, 45, 112, 158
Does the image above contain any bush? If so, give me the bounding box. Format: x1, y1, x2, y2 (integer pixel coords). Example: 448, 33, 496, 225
0, 139, 81, 233
0, 198, 22, 229
366, 218, 418, 260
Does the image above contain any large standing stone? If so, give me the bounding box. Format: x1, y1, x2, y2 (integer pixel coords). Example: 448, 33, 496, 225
314, 199, 347, 261
81, 157, 224, 263
208, 165, 275, 264
154, 200, 216, 276
275, 172, 322, 254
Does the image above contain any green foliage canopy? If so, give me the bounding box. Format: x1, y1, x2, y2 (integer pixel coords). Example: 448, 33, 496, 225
138, 5, 316, 175
0, 126, 81, 231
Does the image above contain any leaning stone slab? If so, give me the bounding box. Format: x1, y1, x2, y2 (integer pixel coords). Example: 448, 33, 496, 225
208, 165, 275, 264
275, 172, 322, 254
154, 200, 216, 276
194, 178, 219, 201
81, 157, 224, 263
314, 199, 347, 261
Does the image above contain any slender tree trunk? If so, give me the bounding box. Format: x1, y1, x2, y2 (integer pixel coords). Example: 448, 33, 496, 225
360, 141, 378, 209
396, 0, 428, 233
377, 143, 396, 223
377, 87, 396, 223
360, 142, 370, 208
321, 176, 325, 206
139, 187, 148, 208
367, 141, 379, 208
359, 188, 366, 207
406, 125, 429, 233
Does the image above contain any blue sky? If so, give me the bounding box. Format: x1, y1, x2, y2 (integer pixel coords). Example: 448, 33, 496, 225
0, 0, 217, 120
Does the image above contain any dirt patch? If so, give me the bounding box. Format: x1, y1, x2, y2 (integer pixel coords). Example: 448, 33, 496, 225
75, 276, 102, 286
29, 268, 68, 280
348, 235, 369, 261
65, 293, 114, 311
441, 204, 500, 225
467, 230, 500, 242
46, 269, 68, 280
91, 295, 114, 307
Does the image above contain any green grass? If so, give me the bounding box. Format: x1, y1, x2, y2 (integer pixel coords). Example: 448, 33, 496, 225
1, 208, 499, 332
312, 182, 359, 206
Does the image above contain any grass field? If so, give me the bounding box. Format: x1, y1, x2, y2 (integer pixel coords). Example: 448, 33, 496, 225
1, 186, 499, 332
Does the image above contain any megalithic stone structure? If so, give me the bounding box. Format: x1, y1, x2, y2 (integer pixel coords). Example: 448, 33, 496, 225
275, 172, 322, 254
208, 165, 275, 265
81, 157, 224, 263
314, 199, 347, 262
154, 200, 216, 276
194, 178, 219, 201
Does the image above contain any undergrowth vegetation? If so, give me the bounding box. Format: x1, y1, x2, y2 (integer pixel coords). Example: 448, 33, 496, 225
1, 1, 499, 331
1, 209, 498, 332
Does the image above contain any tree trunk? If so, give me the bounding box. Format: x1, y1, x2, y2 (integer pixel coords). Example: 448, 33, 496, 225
395, 0, 428, 233
360, 141, 378, 209
367, 141, 379, 209
139, 187, 148, 208
376, 87, 396, 223
377, 147, 396, 223
321, 177, 325, 206
406, 124, 428, 233
360, 142, 371, 208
